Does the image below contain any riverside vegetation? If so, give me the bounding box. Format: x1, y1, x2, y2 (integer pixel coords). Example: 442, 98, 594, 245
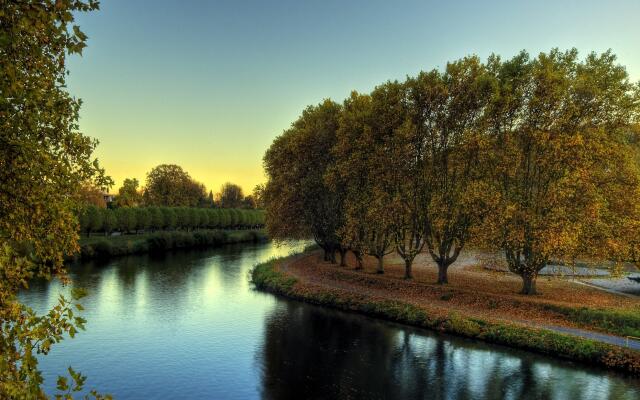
75, 206, 266, 259
251, 252, 640, 375
78, 206, 265, 237
0, 2, 266, 396
263, 49, 640, 295
258, 49, 640, 370
3, 0, 640, 396
77, 229, 267, 260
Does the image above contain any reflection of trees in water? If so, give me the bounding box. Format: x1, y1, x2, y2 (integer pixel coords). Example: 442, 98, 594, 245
258, 301, 401, 399
258, 302, 636, 400
65, 244, 266, 320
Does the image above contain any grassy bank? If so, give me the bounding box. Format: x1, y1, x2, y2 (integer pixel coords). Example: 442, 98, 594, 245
541, 304, 640, 338
251, 255, 640, 376
74, 229, 268, 260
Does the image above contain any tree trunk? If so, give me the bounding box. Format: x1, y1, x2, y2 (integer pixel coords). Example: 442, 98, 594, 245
323, 248, 329, 262
339, 248, 347, 267
437, 262, 448, 284
376, 256, 384, 274
520, 273, 538, 295
404, 259, 413, 279
329, 248, 337, 264
354, 251, 363, 270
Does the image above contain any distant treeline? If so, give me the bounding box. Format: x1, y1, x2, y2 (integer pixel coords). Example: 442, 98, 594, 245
78, 206, 265, 236
81, 164, 265, 210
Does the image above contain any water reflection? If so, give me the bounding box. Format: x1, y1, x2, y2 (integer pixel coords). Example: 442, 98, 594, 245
258, 300, 640, 400
19, 242, 640, 399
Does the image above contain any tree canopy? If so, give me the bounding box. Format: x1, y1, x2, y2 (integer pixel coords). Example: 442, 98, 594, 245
263, 49, 640, 294
264, 100, 344, 261
116, 178, 142, 207
143, 164, 207, 207
1, 0, 111, 397
216, 182, 244, 208
479, 49, 640, 293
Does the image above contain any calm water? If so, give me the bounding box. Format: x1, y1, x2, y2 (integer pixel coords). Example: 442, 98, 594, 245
20, 242, 640, 399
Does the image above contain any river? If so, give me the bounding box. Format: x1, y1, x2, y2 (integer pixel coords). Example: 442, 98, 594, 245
21, 242, 640, 399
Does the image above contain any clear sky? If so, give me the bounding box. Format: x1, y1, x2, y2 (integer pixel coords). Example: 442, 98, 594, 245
68, 0, 640, 194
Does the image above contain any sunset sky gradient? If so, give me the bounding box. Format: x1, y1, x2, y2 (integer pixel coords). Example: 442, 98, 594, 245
68, 0, 640, 193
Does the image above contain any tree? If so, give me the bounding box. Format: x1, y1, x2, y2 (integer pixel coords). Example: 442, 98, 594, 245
330, 92, 395, 272
116, 178, 142, 207
217, 182, 244, 208
220, 209, 231, 228
242, 195, 257, 209
252, 184, 266, 209
161, 207, 177, 230
148, 207, 164, 231
115, 208, 136, 234
0, 1, 111, 397
198, 208, 209, 229
207, 190, 216, 208
406, 56, 492, 284
371, 80, 428, 279
263, 100, 344, 262
188, 208, 199, 230
85, 205, 104, 236
78, 182, 108, 208
175, 207, 190, 230
480, 49, 640, 294
228, 208, 240, 227
207, 209, 219, 228
102, 208, 117, 236
143, 164, 207, 207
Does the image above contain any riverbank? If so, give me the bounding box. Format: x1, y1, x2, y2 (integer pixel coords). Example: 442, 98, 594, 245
251, 250, 640, 375
74, 229, 268, 260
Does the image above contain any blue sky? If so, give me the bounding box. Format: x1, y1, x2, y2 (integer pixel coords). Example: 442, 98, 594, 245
68, 0, 640, 193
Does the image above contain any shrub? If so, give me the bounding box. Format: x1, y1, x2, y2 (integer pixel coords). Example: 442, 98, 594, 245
148, 232, 172, 253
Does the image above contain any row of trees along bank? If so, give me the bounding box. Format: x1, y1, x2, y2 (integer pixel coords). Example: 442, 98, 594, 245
263, 49, 640, 295
78, 206, 265, 236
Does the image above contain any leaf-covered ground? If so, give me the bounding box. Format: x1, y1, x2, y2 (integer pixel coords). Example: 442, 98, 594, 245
279, 250, 640, 339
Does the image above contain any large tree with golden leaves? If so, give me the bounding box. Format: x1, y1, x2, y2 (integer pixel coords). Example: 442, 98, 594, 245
480, 49, 640, 294
329, 92, 396, 272
263, 100, 344, 262
406, 56, 493, 284
369, 81, 429, 279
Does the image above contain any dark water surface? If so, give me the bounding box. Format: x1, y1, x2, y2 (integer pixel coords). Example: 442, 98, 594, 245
20, 242, 640, 399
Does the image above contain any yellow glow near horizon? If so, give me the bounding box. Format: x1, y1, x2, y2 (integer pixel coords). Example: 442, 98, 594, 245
69, 1, 640, 195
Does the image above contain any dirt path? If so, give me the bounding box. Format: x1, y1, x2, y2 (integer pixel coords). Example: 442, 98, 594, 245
278, 250, 640, 350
